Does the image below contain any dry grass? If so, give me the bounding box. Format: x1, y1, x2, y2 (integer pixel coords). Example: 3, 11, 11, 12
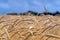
0, 15, 60, 40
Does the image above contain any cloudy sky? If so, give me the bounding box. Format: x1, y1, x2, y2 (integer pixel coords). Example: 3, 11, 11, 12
0, 0, 60, 14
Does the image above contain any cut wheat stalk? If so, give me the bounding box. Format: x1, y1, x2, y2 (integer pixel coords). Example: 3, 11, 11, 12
40, 22, 56, 34
11, 31, 18, 38
24, 32, 31, 40
8, 19, 19, 30
0, 16, 4, 21
4, 28, 11, 40
28, 26, 35, 40
0, 15, 60, 40
45, 34, 60, 39
0, 32, 6, 37
47, 16, 57, 22
45, 37, 50, 40
1, 24, 9, 30
0, 37, 5, 40
18, 32, 25, 40
0, 21, 5, 24
0, 19, 19, 30
40, 22, 57, 40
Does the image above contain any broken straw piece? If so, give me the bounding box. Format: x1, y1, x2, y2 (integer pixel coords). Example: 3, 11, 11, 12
4, 28, 11, 40
29, 27, 32, 29
29, 26, 33, 29
24, 33, 31, 40
0, 37, 5, 40
46, 34, 60, 39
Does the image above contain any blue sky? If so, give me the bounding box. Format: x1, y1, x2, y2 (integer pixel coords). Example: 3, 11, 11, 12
0, 0, 60, 14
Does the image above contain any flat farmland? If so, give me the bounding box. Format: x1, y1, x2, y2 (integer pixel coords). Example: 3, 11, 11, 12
0, 15, 60, 40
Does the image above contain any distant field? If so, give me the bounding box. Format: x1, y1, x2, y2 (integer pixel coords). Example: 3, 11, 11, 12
0, 15, 60, 40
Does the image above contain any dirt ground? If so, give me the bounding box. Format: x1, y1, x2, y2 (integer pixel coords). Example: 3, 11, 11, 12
0, 15, 60, 40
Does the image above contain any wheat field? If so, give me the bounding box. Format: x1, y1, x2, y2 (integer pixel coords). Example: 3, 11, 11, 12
0, 15, 60, 40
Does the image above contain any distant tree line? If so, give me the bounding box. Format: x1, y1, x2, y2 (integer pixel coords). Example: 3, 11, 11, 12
7, 11, 60, 16
7, 13, 18, 15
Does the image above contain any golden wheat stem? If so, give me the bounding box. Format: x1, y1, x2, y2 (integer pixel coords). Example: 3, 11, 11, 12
46, 34, 60, 39
4, 28, 11, 40
0, 37, 5, 40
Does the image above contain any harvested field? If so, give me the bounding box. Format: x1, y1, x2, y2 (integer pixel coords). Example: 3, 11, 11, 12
0, 15, 60, 40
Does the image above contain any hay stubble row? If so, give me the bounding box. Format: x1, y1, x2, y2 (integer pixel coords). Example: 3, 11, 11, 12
0, 15, 60, 40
